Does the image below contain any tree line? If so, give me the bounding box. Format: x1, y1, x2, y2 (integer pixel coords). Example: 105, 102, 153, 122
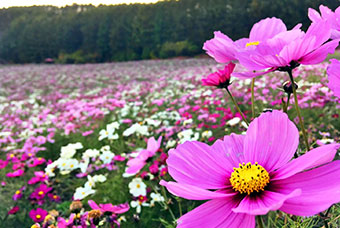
0, 0, 338, 63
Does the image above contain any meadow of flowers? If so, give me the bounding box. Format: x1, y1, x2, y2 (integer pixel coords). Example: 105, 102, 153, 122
1, 4, 340, 228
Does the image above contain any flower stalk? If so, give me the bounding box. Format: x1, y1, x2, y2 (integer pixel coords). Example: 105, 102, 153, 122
287, 69, 310, 151
251, 78, 255, 119
225, 88, 249, 126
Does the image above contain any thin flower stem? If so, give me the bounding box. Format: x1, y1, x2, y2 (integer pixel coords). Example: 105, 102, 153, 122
256, 216, 265, 228
161, 185, 177, 222
251, 78, 255, 119
225, 88, 249, 126
287, 70, 310, 151
178, 199, 183, 217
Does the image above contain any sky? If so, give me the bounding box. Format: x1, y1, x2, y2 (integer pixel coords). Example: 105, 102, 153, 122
0, 0, 160, 8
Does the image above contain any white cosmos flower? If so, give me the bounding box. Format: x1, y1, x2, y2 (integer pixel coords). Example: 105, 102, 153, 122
83, 149, 100, 159
166, 139, 177, 149
60, 146, 77, 159
150, 192, 165, 206
79, 158, 90, 173
99, 151, 115, 164
85, 175, 96, 189
177, 129, 199, 144
123, 123, 149, 137
202, 130, 212, 139
98, 122, 120, 141
128, 178, 147, 197
130, 199, 150, 213
100, 145, 111, 153
227, 117, 241, 126
93, 174, 107, 183
74, 185, 95, 200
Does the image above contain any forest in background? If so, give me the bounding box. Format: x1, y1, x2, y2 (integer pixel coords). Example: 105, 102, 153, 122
0, 0, 339, 63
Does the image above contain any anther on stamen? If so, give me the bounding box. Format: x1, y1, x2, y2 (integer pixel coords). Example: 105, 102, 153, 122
230, 162, 270, 195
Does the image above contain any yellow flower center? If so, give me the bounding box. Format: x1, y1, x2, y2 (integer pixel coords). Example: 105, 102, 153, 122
38, 191, 44, 195
230, 162, 270, 195
245, 41, 260, 47
15, 190, 21, 195
36, 214, 41, 219
136, 184, 140, 188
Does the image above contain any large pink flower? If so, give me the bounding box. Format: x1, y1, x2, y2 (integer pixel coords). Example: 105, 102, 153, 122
203, 17, 288, 63
234, 20, 339, 78
327, 58, 340, 99
161, 110, 340, 227
308, 5, 340, 39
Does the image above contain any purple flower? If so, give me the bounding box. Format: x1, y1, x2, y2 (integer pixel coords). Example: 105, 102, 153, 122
12, 186, 26, 201
327, 59, 340, 99
161, 110, 340, 227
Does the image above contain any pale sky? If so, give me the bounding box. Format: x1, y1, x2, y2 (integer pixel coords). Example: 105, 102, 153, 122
0, 0, 160, 8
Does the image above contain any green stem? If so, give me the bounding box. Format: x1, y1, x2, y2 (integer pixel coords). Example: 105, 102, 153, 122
226, 88, 249, 126
287, 70, 310, 151
251, 78, 255, 119
256, 216, 265, 228
161, 185, 177, 222
178, 199, 182, 217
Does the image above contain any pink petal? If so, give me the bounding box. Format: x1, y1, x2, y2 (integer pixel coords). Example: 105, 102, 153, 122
166, 141, 231, 189
232, 189, 301, 215
203, 31, 237, 63
299, 39, 340, 65
210, 134, 245, 176
177, 198, 255, 228
272, 144, 340, 180
279, 36, 316, 64
88, 200, 100, 210
327, 58, 340, 98
146, 136, 162, 154
249, 17, 287, 42
305, 20, 331, 48
159, 180, 234, 200
308, 7, 322, 22
273, 160, 340, 216
243, 110, 299, 172
233, 68, 276, 79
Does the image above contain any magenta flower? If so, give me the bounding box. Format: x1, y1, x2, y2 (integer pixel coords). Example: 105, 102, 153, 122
161, 110, 340, 227
29, 208, 48, 223
202, 63, 235, 88
88, 200, 130, 214
8, 206, 20, 215
126, 136, 162, 174
28, 171, 48, 185
30, 184, 52, 200
327, 59, 340, 99
203, 17, 288, 63
12, 186, 26, 201
235, 20, 339, 78
309, 5, 340, 39
6, 169, 24, 178
57, 214, 76, 228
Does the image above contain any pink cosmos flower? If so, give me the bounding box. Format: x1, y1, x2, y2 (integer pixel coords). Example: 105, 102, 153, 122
235, 20, 339, 78
29, 208, 48, 223
161, 110, 340, 227
12, 186, 26, 201
203, 17, 289, 63
327, 59, 340, 99
8, 206, 19, 215
126, 136, 162, 174
308, 5, 340, 39
202, 63, 235, 88
88, 200, 129, 214
30, 184, 52, 200
6, 169, 24, 178
28, 171, 48, 185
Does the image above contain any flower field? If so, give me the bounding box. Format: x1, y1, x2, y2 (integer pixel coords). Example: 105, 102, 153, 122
0, 57, 339, 227
2, 4, 340, 228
